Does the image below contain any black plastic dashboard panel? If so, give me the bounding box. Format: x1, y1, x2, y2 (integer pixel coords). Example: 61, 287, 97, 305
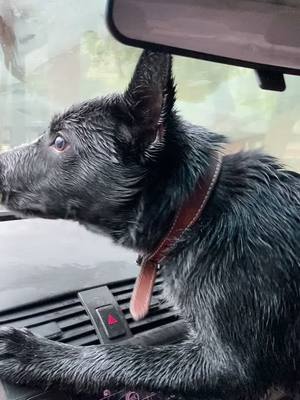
0, 219, 138, 313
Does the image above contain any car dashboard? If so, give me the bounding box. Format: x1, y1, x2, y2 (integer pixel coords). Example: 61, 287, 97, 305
0, 218, 187, 400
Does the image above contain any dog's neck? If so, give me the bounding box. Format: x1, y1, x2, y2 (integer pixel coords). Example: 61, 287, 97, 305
118, 120, 225, 254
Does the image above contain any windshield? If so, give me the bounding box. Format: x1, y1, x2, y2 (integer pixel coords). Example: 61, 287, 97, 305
1, 0, 299, 174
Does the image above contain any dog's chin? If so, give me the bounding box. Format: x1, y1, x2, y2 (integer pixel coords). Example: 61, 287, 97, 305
0, 196, 51, 220
8, 206, 82, 222
3, 205, 49, 219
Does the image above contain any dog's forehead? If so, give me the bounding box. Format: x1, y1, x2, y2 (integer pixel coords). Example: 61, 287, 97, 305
49, 97, 119, 135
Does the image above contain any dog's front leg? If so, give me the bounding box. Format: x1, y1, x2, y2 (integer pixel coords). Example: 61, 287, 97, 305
0, 327, 248, 398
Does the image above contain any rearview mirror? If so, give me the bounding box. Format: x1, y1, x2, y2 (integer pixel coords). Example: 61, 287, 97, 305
106, 0, 300, 92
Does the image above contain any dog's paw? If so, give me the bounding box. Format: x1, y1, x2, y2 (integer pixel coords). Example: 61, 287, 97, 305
0, 327, 40, 379
0, 326, 65, 385
0, 326, 35, 358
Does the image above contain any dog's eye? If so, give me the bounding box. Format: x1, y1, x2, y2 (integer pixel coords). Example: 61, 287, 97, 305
53, 136, 67, 152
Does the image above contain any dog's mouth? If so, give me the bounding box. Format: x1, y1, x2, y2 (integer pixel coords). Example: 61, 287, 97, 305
0, 190, 47, 218
0, 190, 80, 221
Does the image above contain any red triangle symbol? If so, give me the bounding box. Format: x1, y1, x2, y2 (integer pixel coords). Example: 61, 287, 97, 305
107, 314, 118, 325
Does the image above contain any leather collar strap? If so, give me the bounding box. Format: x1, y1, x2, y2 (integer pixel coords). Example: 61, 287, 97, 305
130, 152, 223, 321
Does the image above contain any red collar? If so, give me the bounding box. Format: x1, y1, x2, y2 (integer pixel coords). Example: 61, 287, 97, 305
130, 152, 223, 321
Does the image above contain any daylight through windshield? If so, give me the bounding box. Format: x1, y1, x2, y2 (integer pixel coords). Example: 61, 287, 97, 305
1, 0, 300, 174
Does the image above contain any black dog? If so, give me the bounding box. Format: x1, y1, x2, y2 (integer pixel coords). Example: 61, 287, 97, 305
0, 50, 299, 400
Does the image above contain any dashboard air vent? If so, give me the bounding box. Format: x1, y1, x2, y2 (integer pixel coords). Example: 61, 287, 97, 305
0, 295, 99, 346
109, 277, 179, 335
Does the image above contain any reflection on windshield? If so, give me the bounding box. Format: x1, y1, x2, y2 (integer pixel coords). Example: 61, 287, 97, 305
0, 0, 299, 172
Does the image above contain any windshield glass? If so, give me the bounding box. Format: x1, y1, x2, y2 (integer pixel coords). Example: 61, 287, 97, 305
1, 0, 299, 175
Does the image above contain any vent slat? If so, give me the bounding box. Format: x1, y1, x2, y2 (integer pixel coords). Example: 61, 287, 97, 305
0, 305, 86, 327
110, 278, 164, 295
120, 296, 162, 313
123, 303, 173, 319
131, 314, 179, 335
58, 313, 90, 330
129, 310, 177, 329
60, 323, 96, 342
114, 287, 163, 303
0, 297, 99, 347
0, 297, 80, 323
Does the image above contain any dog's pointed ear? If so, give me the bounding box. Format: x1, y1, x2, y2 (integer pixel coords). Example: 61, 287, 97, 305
124, 50, 176, 147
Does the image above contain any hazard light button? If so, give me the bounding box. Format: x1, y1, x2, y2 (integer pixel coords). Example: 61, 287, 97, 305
96, 305, 127, 339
